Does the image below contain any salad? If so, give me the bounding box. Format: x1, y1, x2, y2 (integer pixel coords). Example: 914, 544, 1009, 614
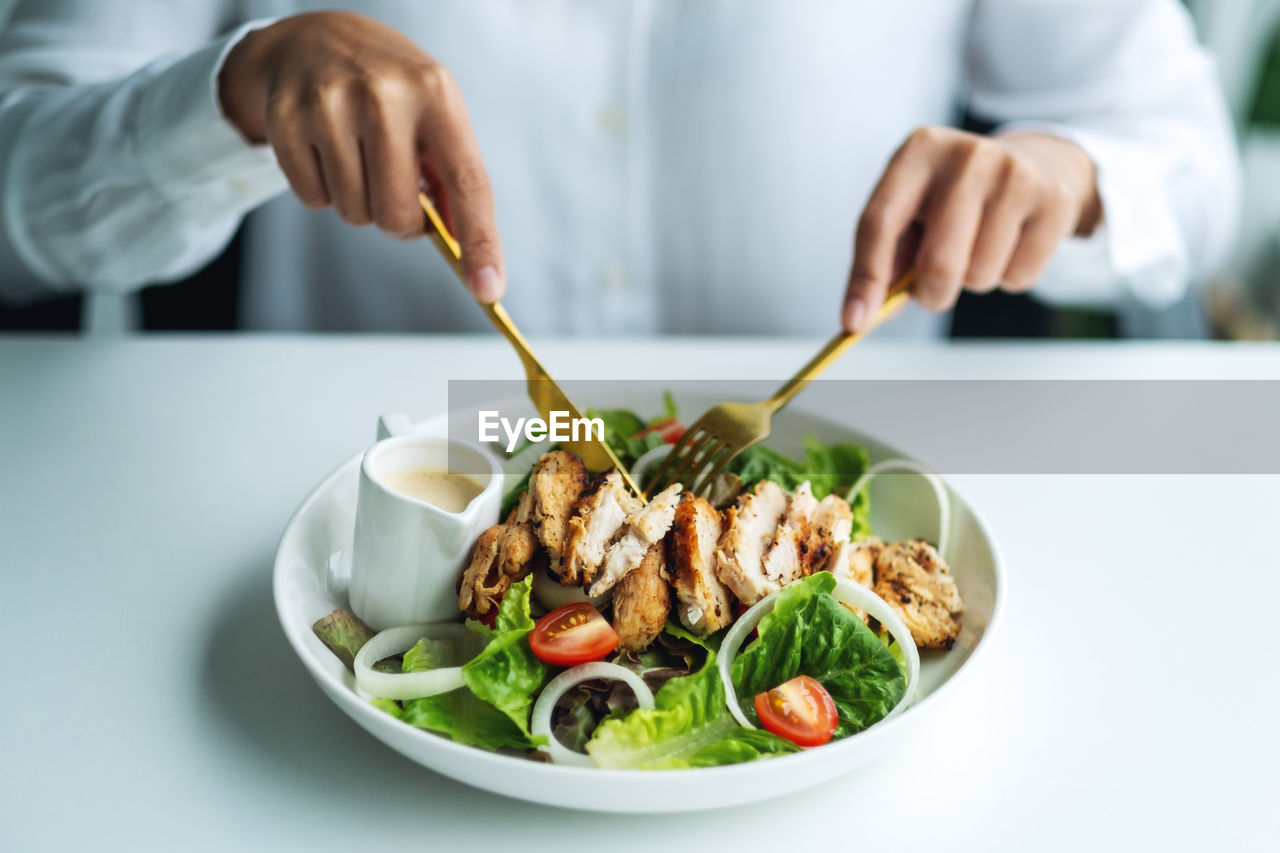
314, 404, 964, 769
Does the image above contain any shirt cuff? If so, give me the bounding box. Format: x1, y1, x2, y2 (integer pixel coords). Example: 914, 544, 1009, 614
133, 19, 287, 209
996, 121, 1190, 310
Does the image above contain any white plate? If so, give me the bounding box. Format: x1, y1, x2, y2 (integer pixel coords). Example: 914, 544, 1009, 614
273, 401, 1003, 812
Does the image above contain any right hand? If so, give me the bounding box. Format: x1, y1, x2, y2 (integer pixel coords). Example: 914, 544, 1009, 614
219, 11, 503, 302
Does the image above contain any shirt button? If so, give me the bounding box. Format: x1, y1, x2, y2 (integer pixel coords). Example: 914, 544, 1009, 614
599, 261, 627, 290
229, 178, 255, 195
598, 105, 626, 133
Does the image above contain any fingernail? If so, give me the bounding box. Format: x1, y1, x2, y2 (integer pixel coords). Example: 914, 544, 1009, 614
472, 266, 503, 303
843, 298, 867, 333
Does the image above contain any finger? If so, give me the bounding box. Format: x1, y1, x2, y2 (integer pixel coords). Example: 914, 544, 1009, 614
309, 90, 372, 226
966, 159, 1037, 292
360, 104, 424, 239
417, 68, 503, 302
912, 147, 1001, 312
843, 138, 933, 332
265, 96, 329, 209
1002, 206, 1074, 292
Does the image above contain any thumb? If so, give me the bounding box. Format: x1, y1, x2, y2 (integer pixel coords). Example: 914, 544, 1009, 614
443, 166, 504, 303
842, 258, 890, 334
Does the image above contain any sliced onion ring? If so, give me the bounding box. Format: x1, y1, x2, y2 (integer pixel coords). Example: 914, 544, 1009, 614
531, 662, 656, 767
717, 594, 781, 729
629, 444, 673, 489
846, 458, 951, 560
718, 577, 921, 732
354, 622, 472, 700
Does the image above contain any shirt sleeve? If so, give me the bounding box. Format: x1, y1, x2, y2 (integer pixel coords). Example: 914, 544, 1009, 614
0, 1, 287, 303
967, 0, 1240, 310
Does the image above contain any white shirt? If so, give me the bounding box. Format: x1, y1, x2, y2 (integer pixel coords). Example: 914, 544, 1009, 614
0, 0, 1239, 335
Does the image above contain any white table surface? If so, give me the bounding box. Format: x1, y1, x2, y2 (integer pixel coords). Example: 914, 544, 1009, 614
2, 335, 1278, 852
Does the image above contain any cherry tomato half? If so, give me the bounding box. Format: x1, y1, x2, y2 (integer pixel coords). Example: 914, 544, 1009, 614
529, 602, 619, 667
753, 675, 839, 747
633, 418, 686, 444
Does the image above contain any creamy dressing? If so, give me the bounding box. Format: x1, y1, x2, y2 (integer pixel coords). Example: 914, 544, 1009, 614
381, 468, 483, 512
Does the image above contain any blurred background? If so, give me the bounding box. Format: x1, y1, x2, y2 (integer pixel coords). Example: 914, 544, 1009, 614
1, 0, 1279, 339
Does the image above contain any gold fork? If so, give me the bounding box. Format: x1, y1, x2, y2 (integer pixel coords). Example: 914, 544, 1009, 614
645, 271, 916, 497
417, 192, 641, 495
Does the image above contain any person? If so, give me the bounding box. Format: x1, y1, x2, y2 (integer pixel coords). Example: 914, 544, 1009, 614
0, 1, 1239, 336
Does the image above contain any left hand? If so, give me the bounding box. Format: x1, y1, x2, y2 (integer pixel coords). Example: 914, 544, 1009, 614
841, 126, 1103, 332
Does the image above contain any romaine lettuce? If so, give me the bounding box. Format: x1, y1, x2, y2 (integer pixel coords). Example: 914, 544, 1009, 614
311, 609, 376, 672
398, 577, 549, 750
585, 653, 799, 769
460, 576, 548, 735
731, 573, 905, 737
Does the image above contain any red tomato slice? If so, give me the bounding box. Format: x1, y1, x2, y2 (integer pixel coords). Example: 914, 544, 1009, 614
633, 418, 686, 444
753, 675, 839, 747
529, 603, 619, 667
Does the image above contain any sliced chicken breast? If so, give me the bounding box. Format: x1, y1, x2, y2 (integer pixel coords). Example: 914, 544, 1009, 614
458, 524, 504, 618
760, 481, 817, 586
458, 524, 542, 620
668, 494, 734, 635
873, 539, 964, 650
611, 542, 671, 652
559, 470, 643, 586
803, 493, 854, 576
715, 480, 787, 605
458, 488, 541, 619
497, 485, 539, 578
530, 450, 590, 572
588, 483, 682, 596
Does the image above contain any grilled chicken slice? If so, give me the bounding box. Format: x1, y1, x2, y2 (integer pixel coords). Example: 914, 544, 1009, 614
510, 482, 535, 523
588, 484, 682, 597
804, 494, 854, 575
496, 521, 538, 579
611, 542, 671, 652
458, 524, 504, 617
828, 536, 882, 623
668, 495, 734, 635
497, 486, 539, 577
760, 481, 817, 586
530, 450, 590, 573
458, 489, 540, 619
560, 470, 643, 586
715, 480, 787, 605
873, 539, 963, 650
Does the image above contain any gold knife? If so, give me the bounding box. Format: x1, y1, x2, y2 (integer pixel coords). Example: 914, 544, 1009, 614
417, 192, 641, 496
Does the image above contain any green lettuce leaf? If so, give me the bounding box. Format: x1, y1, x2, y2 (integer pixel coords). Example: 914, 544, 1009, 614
732, 573, 904, 737
369, 698, 403, 719
459, 576, 547, 737
585, 653, 799, 769
397, 577, 548, 750
400, 687, 534, 750
661, 620, 718, 651
311, 610, 376, 672
660, 390, 678, 421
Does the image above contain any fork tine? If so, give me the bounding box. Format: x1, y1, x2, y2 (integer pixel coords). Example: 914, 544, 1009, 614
689, 443, 733, 497
665, 432, 719, 491
676, 437, 727, 494
644, 426, 706, 494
